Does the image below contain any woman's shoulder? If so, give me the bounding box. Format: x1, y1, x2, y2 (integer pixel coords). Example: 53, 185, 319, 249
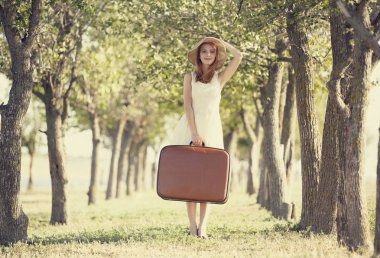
184, 72, 194, 81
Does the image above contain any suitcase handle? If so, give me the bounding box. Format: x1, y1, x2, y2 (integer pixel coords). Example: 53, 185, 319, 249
189, 141, 205, 147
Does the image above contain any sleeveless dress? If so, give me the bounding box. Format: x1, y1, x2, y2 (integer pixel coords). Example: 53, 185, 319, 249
169, 71, 224, 149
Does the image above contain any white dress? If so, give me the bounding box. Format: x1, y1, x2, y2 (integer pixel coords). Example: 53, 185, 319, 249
169, 71, 224, 149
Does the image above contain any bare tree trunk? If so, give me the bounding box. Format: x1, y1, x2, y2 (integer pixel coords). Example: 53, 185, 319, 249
375, 127, 380, 255
260, 35, 290, 219
337, 82, 349, 246
133, 140, 145, 192
334, 2, 373, 250
126, 139, 137, 196
313, 2, 350, 233
140, 142, 148, 192
241, 110, 263, 195
257, 140, 269, 208
280, 66, 296, 192
246, 144, 255, 195
27, 151, 35, 191
88, 112, 101, 205
45, 88, 68, 224
115, 121, 135, 198
339, 24, 371, 253
0, 112, 30, 243
287, 10, 322, 228
224, 129, 238, 192
106, 118, 126, 200
0, 0, 41, 244
151, 160, 157, 190
278, 78, 287, 135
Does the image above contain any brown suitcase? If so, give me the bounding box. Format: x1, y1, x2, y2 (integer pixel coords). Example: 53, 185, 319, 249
157, 144, 231, 204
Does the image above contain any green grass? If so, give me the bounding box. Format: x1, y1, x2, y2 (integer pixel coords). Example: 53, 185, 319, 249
1, 186, 373, 258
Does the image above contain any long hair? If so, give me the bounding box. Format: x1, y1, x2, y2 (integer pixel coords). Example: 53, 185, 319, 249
195, 42, 218, 83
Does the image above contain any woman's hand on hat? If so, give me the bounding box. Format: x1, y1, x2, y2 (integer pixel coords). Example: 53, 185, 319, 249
191, 133, 203, 146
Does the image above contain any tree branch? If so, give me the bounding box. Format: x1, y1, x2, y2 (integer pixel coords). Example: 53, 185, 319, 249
245, 58, 270, 68
38, 129, 47, 135
327, 57, 352, 118
0, 4, 21, 52
370, 0, 380, 26
253, 97, 265, 126
336, 0, 380, 58
233, 0, 244, 24
278, 56, 293, 63
240, 107, 257, 143
0, 102, 8, 115
61, 67, 77, 124
23, 0, 42, 51
32, 89, 45, 103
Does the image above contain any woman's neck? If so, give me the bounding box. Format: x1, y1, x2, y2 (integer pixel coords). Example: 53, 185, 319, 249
201, 64, 210, 73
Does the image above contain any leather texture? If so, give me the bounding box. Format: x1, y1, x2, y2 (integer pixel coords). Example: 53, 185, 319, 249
157, 145, 230, 204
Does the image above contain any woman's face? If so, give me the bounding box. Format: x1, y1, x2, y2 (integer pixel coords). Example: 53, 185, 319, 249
199, 43, 217, 66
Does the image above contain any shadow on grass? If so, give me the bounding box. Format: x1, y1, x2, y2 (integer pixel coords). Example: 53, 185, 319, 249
27, 225, 190, 246
24, 221, 302, 246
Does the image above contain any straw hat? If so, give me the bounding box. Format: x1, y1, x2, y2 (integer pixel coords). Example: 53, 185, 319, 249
187, 37, 227, 70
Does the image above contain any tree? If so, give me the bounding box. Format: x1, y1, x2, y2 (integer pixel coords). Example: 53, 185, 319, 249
375, 127, 380, 255
286, 6, 322, 228
115, 121, 135, 198
0, 0, 42, 244
21, 100, 43, 191
312, 0, 351, 234
260, 33, 291, 219
280, 66, 296, 193
32, 1, 89, 224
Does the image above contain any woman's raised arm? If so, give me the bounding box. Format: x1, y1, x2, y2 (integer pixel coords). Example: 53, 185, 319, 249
218, 41, 243, 88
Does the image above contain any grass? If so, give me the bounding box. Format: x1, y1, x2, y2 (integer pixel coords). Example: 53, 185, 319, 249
0, 185, 373, 258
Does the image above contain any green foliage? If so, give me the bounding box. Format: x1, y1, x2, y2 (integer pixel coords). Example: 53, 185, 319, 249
1, 0, 340, 153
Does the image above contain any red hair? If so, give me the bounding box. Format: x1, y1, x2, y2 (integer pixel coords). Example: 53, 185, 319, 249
195, 42, 218, 83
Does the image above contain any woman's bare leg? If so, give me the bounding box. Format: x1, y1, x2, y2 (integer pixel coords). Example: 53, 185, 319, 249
186, 202, 197, 236
198, 203, 210, 238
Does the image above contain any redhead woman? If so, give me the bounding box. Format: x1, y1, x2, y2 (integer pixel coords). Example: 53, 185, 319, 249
169, 37, 242, 239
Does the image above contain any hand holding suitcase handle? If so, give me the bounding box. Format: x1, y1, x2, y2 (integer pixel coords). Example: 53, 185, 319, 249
189, 141, 205, 147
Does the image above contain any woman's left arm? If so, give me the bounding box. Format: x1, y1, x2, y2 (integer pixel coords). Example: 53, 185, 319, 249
219, 40, 243, 88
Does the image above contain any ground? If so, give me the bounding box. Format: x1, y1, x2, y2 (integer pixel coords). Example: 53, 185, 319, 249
1, 184, 375, 257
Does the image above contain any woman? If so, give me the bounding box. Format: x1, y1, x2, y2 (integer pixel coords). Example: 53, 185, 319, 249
169, 36, 242, 239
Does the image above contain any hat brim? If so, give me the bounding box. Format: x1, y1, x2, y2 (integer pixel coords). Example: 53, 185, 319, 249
187, 37, 227, 70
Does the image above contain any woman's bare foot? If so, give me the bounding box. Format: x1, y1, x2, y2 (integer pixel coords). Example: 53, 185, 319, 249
189, 225, 198, 236
197, 228, 208, 239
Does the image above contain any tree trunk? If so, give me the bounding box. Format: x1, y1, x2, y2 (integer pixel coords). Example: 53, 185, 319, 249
44, 85, 69, 224
0, 0, 41, 244
241, 110, 262, 195
257, 140, 269, 208
246, 143, 255, 195
287, 11, 322, 228
375, 127, 380, 255
313, 2, 349, 233
337, 80, 349, 247
139, 142, 148, 192
151, 160, 157, 190
106, 118, 126, 200
224, 129, 238, 192
260, 36, 290, 219
115, 121, 135, 198
133, 140, 145, 192
126, 139, 137, 196
0, 109, 30, 244
27, 150, 35, 191
338, 6, 372, 249
88, 112, 101, 205
278, 78, 287, 136
280, 66, 296, 192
